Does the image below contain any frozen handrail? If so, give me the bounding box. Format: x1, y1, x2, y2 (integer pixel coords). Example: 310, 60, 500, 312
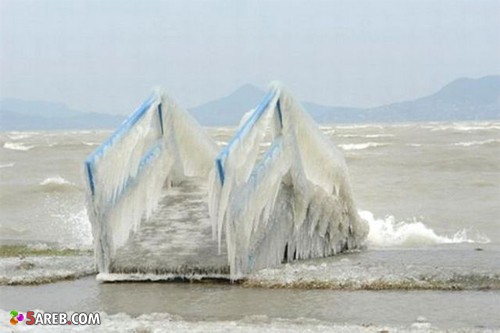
85, 92, 166, 273
215, 89, 281, 185
85, 94, 160, 202
85, 90, 217, 273
209, 86, 282, 250
209, 83, 369, 279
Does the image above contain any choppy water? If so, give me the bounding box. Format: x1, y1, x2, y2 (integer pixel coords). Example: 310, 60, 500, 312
1, 122, 498, 248
1, 121, 500, 330
1, 278, 499, 331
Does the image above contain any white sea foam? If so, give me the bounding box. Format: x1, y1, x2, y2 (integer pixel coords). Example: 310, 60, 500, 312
363, 134, 394, 138
338, 142, 389, 151
216, 140, 228, 146
407, 143, 422, 147
335, 124, 384, 130
360, 210, 490, 247
40, 176, 74, 187
3, 142, 34, 151
40, 199, 92, 250
39, 176, 79, 192
81, 141, 99, 146
7, 132, 36, 140
1, 309, 492, 333
337, 134, 394, 138
0, 256, 95, 285
63, 209, 93, 249
0, 162, 15, 169
321, 129, 336, 135
453, 139, 500, 147
427, 123, 500, 132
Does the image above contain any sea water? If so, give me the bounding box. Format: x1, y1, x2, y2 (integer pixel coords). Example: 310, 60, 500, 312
1, 121, 499, 331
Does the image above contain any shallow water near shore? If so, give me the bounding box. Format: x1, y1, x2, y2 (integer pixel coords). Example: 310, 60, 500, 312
1, 276, 500, 330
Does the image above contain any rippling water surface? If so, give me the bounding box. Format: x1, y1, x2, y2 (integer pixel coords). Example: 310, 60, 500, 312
1, 121, 499, 330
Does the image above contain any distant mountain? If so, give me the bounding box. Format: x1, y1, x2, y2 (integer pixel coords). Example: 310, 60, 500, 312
365, 75, 500, 122
0, 99, 125, 131
189, 76, 500, 125
189, 84, 266, 126
2, 76, 499, 130
188, 85, 365, 125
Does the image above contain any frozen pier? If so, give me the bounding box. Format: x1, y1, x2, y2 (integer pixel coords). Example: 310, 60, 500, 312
85, 84, 368, 281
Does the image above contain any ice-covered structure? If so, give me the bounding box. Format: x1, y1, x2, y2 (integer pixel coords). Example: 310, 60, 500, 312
85, 89, 218, 273
85, 84, 367, 280
209, 83, 368, 279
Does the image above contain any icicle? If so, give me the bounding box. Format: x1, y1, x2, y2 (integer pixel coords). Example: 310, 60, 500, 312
85, 89, 217, 273
209, 82, 368, 279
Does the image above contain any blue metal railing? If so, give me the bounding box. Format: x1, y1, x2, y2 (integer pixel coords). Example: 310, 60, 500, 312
85, 94, 163, 200
215, 89, 281, 185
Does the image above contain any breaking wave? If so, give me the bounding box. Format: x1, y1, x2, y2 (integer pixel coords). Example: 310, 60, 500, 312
360, 211, 491, 247
39, 176, 79, 191
0, 310, 458, 333
3, 142, 34, 151
0, 255, 95, 286
335, 124, 384, 130
216, 140, 228, 147
7, 132, 36, 140
428, 123, 500, 132
338, 142, 390, 151
81, 141, 99, 146
337, 134, 394, 138
453, 139, 500, 147
0, 162, 15, 169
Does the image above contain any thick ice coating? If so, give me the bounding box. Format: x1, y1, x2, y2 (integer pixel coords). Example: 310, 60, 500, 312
85, 89, 217, 273
210, 83, 369, 279
85, 84, 367, 279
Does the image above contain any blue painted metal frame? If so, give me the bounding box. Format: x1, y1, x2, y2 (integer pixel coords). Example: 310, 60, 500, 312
85, 94, 160, 197
157, 103, 164, 135
276, 99, 283, 128
215, 89, 279, 185
247, 137, 284, 185
104, 142, 163, 208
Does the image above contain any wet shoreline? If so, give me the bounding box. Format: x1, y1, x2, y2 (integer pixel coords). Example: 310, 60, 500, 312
1, 243, 499, 291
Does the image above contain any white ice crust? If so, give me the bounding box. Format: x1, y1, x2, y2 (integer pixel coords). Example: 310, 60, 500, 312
85, 89, 217, 273
209, 83, 368, 279
86, 84, 368, 278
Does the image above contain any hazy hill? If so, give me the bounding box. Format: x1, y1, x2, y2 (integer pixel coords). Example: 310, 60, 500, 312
188, 84, 364, 126
189, 84, 266, 126
1, 76, 499, 130
0, 99, 125, 131
365, 76, 500, 122
189, 76, 500, 125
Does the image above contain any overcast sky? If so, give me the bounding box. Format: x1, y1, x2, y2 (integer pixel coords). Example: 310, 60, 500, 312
1, 0, 499, 115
